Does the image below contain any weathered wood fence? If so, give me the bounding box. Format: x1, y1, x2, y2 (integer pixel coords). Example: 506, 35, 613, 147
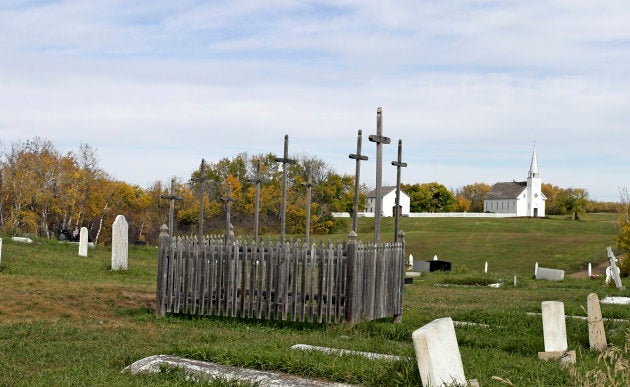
155, 226, 405, 324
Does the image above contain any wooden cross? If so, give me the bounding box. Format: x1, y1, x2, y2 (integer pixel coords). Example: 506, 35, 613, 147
247, 160, 265, 242
159, 178, 183, 238
368, 107, 390, 243
301, 167, 317, 246
221, 182, 235, 243
391, 139, 407, 242
190, 159, 210, 240
349, 129, 368, 233
275, 135, 296, 244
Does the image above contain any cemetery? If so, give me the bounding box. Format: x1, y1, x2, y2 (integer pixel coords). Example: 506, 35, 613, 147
0, 212, 629, 385
0, 110, 628, 385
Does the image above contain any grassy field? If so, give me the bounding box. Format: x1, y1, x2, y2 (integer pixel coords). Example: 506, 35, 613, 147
1, 214, 629, 386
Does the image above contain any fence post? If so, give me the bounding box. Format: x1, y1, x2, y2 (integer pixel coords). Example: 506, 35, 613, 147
394, 230, 405, 323
345, 231, 357, 323
156, 224, 169, 317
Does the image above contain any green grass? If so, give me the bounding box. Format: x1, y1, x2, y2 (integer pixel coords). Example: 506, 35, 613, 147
1, 214, 629, 386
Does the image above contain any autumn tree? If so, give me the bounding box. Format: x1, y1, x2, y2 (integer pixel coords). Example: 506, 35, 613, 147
453, 183, 491, 212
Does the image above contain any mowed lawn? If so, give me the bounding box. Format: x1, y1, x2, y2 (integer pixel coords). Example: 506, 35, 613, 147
1, 213, 628, 386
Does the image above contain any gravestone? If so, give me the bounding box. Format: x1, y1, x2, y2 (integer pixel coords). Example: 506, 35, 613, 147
412, 317, 467, 387
535, 267, 565, 281
0, 237, 2, 265
413, 260, 451, 272
587, 293, 607, 351
538, 301, 576, 363
111, 215, 128, 270
12, 236, 33, 244
78, 227, 89, 257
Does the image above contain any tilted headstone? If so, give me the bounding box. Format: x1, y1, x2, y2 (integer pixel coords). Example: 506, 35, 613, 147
412, 317, 467, 387
78, 227, 89, 257
535, 267, 565, 281
111, 215, 128, 270
587, 293, 607, 351
538, 301, 576, 363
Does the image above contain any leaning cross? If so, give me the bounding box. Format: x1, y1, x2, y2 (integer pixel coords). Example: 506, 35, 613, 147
159, 178, 183, 238
391, 139, 407, 242
606, 246, 625, 289
368, 107, 391, 244
275, 135, 297, 245
349, 129, 368, 233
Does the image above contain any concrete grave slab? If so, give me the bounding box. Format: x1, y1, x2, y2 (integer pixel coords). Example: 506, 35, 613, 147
125, 354, 353, 386
290, 344, 408, 362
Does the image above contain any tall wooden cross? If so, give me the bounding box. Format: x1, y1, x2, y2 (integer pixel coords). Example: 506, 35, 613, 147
391, 139, 407, 242
190, 159, 210, 241
275, 135, 296, 245
247, 160, 264, 242
159, 178, 183, 238
349, 129, 368, 233
221, 182, 235, 243
368, 107, 390, 243
301, 167, 316, 246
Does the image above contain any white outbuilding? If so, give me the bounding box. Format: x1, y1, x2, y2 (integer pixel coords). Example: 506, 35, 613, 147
364, 186, 411, 217
484, 147, 546, 217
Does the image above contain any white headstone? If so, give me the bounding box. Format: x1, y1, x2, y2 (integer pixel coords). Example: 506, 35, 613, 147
587, 262, 592, 278
541, 301, 568, 352
433, 254, 438, 261
408, 254, 413, 267
536, 267, 565, 281
412, 317, 467, 387
78, 227, 89, 257
534, 261, 538, 276
111, 215, 128, 270
0, 237, 3, 265
484, 261, 488, 273
587, 293, 607, 351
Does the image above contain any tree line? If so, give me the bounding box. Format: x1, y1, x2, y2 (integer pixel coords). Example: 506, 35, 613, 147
0, 138, 622, 245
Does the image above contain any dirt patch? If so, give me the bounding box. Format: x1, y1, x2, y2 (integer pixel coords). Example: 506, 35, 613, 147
567, 261, 609, 279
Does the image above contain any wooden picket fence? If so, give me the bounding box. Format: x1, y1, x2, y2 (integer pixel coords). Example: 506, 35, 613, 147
155, 227, 405, 324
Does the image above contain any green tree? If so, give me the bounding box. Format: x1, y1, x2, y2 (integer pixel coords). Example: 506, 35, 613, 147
402, 182, 455, 212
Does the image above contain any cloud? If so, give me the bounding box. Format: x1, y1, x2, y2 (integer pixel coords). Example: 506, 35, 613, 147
1, 1, 629, 201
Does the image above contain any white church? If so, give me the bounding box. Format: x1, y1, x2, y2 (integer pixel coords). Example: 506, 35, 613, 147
483, 148, 546, 217
364, 186, 411, 217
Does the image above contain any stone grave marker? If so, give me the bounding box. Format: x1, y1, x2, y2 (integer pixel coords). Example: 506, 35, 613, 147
78, 227, 89, 257
535, 266, 565, 281
538, 301, 576, 363
587, 293, 607, 351
111, 215, 128, 270
0, 237, 3, 265
412, 317, 468, 387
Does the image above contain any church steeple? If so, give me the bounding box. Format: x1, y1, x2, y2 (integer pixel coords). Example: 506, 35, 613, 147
529, 146, 539, 178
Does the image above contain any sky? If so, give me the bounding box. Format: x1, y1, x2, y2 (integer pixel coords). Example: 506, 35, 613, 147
1, 1, 629, 202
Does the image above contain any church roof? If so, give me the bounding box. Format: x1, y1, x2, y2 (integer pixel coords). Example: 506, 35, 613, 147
485, 181, 527, 200
366, 186, 403, 198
